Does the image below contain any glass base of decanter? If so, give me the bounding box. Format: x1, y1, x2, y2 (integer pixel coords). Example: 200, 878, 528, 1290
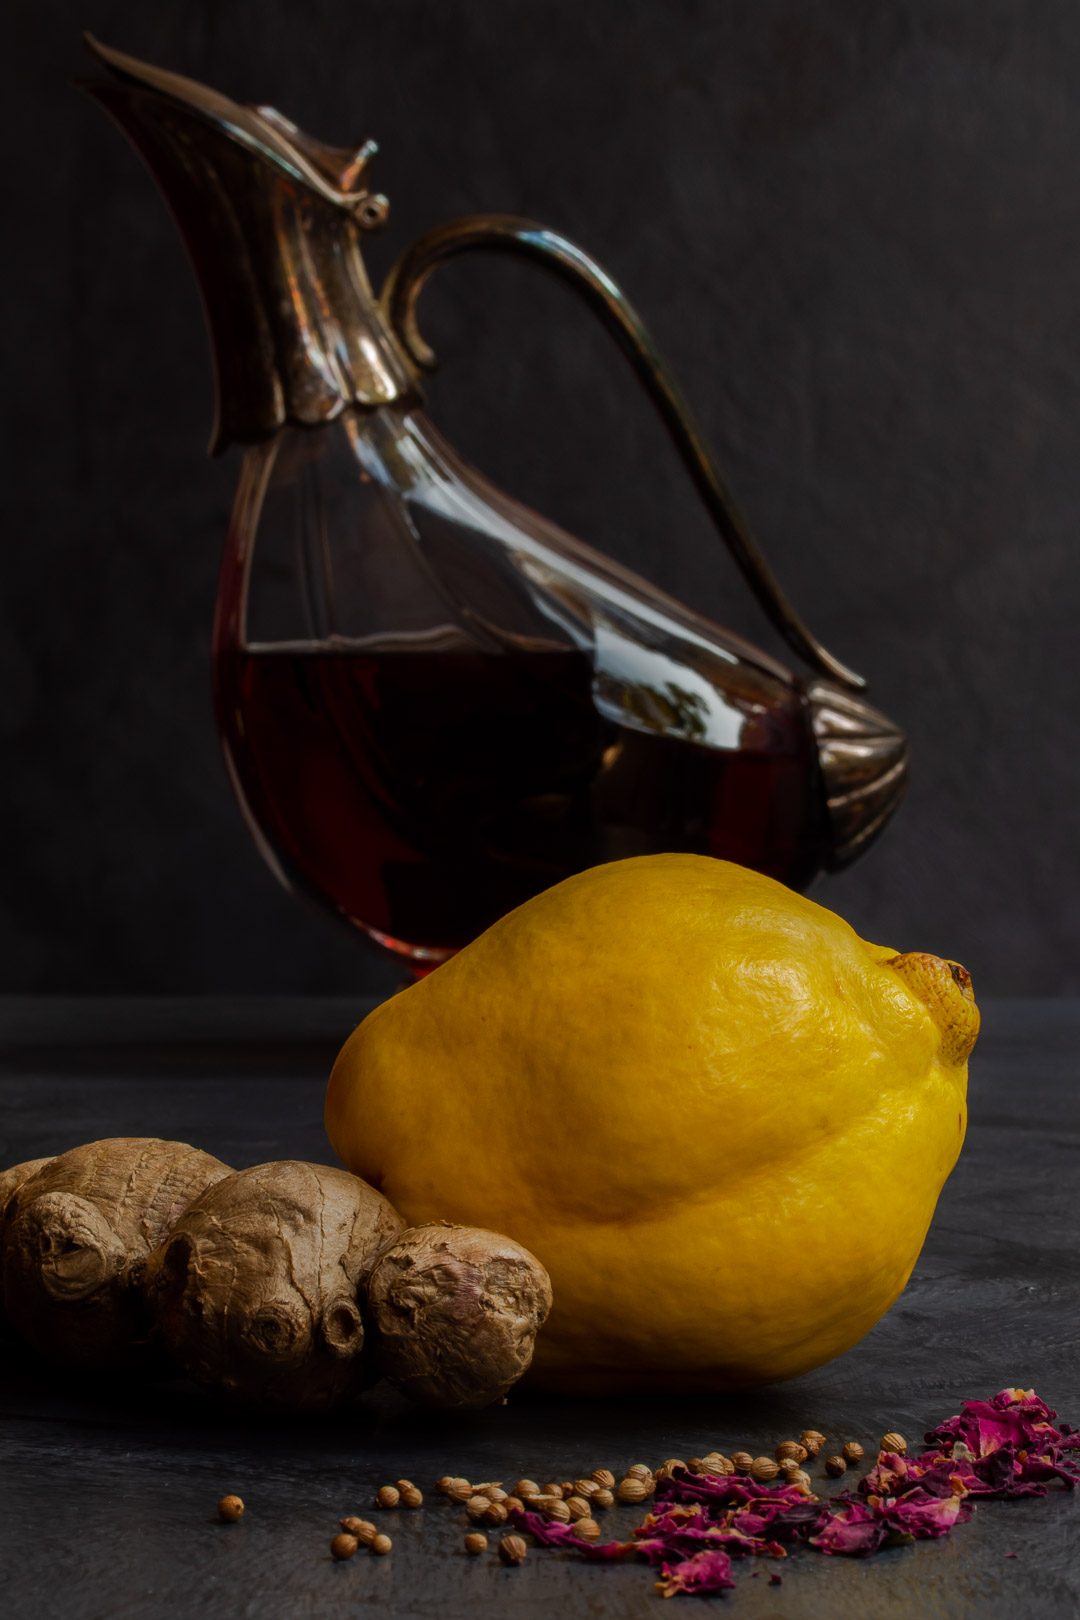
361, 923, 457, 978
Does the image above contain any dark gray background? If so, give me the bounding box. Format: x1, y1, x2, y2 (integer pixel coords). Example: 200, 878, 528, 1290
4, 0, 1079, 994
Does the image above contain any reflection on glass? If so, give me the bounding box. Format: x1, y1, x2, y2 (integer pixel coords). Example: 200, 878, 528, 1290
215, 411, 828, 967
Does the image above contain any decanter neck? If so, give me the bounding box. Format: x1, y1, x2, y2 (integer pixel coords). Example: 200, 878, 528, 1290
84, 37, 420, 454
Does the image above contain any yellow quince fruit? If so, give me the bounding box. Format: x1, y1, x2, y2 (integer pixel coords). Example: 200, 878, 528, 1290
325, 855, 978, 1392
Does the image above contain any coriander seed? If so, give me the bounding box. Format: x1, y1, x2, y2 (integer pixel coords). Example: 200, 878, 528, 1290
505, 1496, 525, 1515
574, 1479, 600, 1497
626, 1463, 653, 1482
801, 1430, 826, 1457
375, 1485, 400, 1509
575, 1517, 601, 1540
593, 1488, 614, 1509
481, 1501, 508, 1526
882, 1432, 908, 1456
466, 1495, 491, 1521
565, 1495, 591, 1520
656, 1459, 687, 1481
371, 1533, 392, 1556
464, 1532, 488, 1555
616, 1477, 649, 1504
513, 1479, 540, 1499
776, 1440, 808, 1464
436, 1475, 455, 1494
750, 1457, 779, 1482
330, 1533, 358, 1561
341, 1517, 378, 1545
824, 1454, 847, 1477
542, 1482, 564, 1498
539, 1497, 571, 1523
702, 1452, 734, 1476
789, 1469, 814, 1493
591, 1468, 616, 1489
444, 1477, 473, 1502
216, 1494, 245, 1523
842, 1441, 865, 1465
731, 1451, 754, 1472
499, 1534, 528, 1566
400, 1485, 423, 1509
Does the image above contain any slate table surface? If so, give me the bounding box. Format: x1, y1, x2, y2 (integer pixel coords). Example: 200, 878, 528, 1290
1, 994, 1078, 1618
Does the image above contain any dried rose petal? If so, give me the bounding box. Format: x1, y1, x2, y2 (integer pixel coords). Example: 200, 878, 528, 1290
866, 1391, 1080, 1503
732, 1501, 823, 1542
863, 1450, 971, 1499
638, 1506, 707, 1537
513, 1388, 1076, 1595
509, 1509, 618, 1554
1014, 1453, 1080, 1491
882, 1488, 970, 1539
656, 1549, 736, 1597
926, 1389, 1063, 1463
580, 1539, 647, 1563
620, 1537, 669, 1565
811, 1501, 888, 1558
861, 1452, 913, 1496
649, 1525, 778, 1561
658, 1474, 809, 1511
993, 1388, 1058, 1421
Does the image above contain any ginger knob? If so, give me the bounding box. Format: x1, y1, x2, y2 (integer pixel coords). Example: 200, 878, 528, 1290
363, 1224, 551, 1409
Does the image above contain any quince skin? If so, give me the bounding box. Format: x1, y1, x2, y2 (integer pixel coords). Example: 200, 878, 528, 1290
326, 856, 978, 1392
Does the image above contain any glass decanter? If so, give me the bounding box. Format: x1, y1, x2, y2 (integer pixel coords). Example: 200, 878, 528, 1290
87, 38, 907, 970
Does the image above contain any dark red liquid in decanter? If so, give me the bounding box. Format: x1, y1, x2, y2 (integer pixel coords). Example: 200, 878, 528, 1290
216, 641, 826, 963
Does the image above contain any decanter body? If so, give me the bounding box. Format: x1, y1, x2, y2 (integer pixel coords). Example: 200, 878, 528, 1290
216, 408, 834, 963
88, 39, 907, 968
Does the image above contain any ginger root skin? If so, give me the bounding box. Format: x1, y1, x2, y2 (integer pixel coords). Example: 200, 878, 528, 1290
0, 1157, 55, 1338
364, 1224, 552, 1409
1, 1139, 231, 1369
145, 1161, 406, 1410
0, 1159, 55, 1212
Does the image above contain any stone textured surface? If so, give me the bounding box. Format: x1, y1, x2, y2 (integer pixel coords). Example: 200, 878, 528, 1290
5, 2, 1080, 993
1, 995, 1078, 1615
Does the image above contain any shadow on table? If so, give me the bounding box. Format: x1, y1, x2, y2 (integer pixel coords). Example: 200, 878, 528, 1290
1, 1337, 837, 1463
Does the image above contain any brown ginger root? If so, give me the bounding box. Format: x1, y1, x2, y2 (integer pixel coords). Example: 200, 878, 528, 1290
145, 1161, 405, 1410
1, 1139, 230, 1369
0, 1158, 56, 1215
0, 1157, 55, 1336
363, 1223, 552, 1409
